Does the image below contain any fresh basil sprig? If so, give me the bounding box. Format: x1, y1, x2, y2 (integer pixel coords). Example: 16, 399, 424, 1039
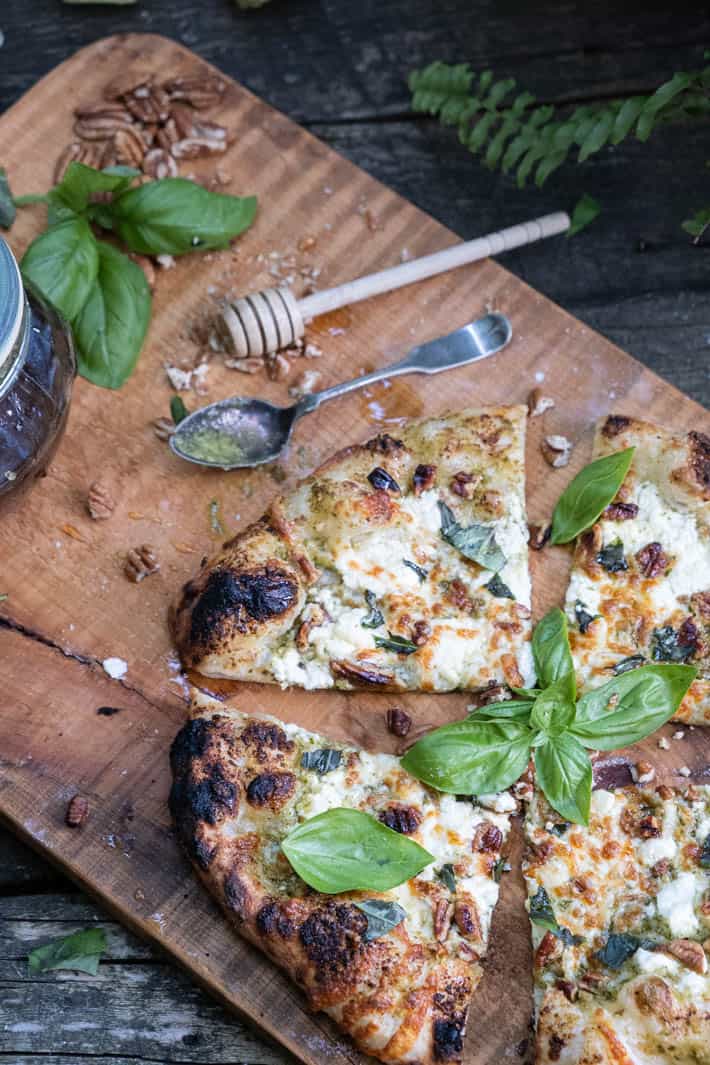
14, 162, 257, 389
550, 448, 635, 544
281, 807, 433, 893
402, 607, 697, 825
28, 928, 107, 976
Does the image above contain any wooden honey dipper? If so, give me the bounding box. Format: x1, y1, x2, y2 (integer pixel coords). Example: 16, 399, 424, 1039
218, 211, 569, 358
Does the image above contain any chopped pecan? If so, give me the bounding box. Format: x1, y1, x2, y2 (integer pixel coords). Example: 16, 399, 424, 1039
635, 542, 669, 578
473, 822, 503, 852
124, 544, 160, 583
454, 899, 482, 939
528, 523, 551, 551
162, 74, 228, 109
527, 388, 555, 417
65, 794, 89, 828
364, 433, 404, 456
604, 501, 639, 520
601, 840, 621, 859
266, 352, 291, 381
433, 898, 454, 942
634, 976, 677, 1022
113, 126, 146, 167
386, 707, 412, 737
87, 480, 115, 521
542, 434, 572, 468
690, 590, 710, 620
554, 979, 578, 1003
501, 653, 524, 688
143, 147, 178, 179
678, 617, 702, 657
378, 804, 422, 835
638, 814, 661, 838
535, 930, 562, 968
413, 463, 437, 495
446, 577, 474, 612
330, 659, 394, 687
411, 620, 431, 646
450, 471, 479, 499
656, 784, 675, 801
665, 939, 708, 974
651, 858, 671, 878
469, 682, 511, 708
295, 605, 326, 651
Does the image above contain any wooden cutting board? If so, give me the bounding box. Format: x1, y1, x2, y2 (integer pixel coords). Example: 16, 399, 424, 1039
1, 33, 708, 1065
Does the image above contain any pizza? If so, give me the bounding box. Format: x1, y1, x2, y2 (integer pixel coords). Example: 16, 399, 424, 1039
524, 775, 710, 1065
172, 405, 533, 692
564, 414, 710, 724
169, 689, 517, 1065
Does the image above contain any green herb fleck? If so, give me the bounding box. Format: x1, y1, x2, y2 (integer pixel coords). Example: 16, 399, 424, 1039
486, 573, 514, 599
301, 749, 342, 775
170, 395, 189, 425
651, 625, 695, 663
403, 559, 428, 582
596, 540, 628, 573
28, 928, 107, 975
574, 600, 597, 634
595, 933, 641, 969
362, 590, 384, 629
437, 863, 457, 892
374, 633, 419, 655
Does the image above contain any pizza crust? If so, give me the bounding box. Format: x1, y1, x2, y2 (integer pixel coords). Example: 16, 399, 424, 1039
170, 690, 516, 1065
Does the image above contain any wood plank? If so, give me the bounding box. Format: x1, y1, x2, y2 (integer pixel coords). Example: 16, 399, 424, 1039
0, 33, 708, 1065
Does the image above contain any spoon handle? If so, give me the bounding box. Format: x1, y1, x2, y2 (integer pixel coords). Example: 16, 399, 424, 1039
295, 312, 512, 417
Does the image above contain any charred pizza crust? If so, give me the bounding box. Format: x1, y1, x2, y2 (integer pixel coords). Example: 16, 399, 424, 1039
524, 778, 710, 1064
173, 406, 532, 692
169, 690, 516, 1065
565, 414, 710, 724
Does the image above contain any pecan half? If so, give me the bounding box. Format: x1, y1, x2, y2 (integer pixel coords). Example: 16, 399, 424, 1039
433, 898, 454, 942
87, 480, 115, 521
143, 147, 178, 179
451, 471, 479, 498
542, 434, 573, 468
664, 939, 708, 974
413, 463, 437, 495
454, 899, 482, 939
386, 707, 412, 737
378, 804, 422, 834
604, 501, 639, 520
295, 605, 326, 652
124, 544, 160, 583
636, 542, 669, 578
473, 822, 503, 852
74, 111, 134, 140
528, 523, 551, 551
411, 620, 431, 646
163, 74, 228, 109
113, 126, 147, 167
535, 930, 563, 968
527, 388, 555, 417
330, 660, 394, 687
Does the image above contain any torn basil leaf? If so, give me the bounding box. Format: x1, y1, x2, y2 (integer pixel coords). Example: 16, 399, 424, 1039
486, 574, 514, 599
438, 501, 506, 572
596, 540, 628, 573
354, 899, 407, 941
651, 625, 695, 663
403, 559, 428, 582
362, 590, 384, 629
595, 932, 640, 969
301, 748, 343, 775
574, 600, 598, 634
528, 886, 582, 944
437, 863, 457, 892
613, 654, 646, 675
28, 928, 107, 975
374, 633, 419, 655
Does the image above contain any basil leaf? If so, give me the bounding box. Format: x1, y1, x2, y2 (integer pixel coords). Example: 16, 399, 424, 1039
596, 932, 640, 969
550, 822, 570, 836
612, 654, 646, 675
28, 928, 107, 975
374, 633, 418, 655
528, 886, 582, 944
550, 448, 635, 544
300, 748, 342, 775
532, 608, 576, 702
0, 168, 16, 229
437, 863, 457, 892
281, 808, 433, 893
485, 573, 514, 599
533, 733, 592, 825
72, 241, 151, 389
596, 539, 628, 573
530, 683, 577, 737
354, 899, 407, 941
438, 500, 506, 571
574, 600, 598, 634
110, 178, 257, 255
401, 718, 532, 795
22, 218, 99, 320
567, 194, 601, 237
471, 699, 534, 721
362, 590, 384, 629
170, 395, 189, 425
403, 558, 428, 582
651, 625, 695, 663
570, 664, 697, 751
700, 834, 710, 869
51, 162, 140, 216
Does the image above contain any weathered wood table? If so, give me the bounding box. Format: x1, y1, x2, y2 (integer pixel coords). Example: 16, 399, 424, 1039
0, 2, 708, 1062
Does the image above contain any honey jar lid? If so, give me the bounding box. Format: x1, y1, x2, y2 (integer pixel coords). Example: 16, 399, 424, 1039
0, 237, 25, 393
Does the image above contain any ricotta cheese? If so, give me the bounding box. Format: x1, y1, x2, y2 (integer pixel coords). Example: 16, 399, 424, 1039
656, 872, 701, 937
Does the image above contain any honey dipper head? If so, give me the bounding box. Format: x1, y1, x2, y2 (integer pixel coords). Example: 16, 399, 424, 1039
218, 286, 305, 358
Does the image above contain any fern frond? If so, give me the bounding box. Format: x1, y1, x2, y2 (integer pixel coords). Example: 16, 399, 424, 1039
410, 59, 710, 188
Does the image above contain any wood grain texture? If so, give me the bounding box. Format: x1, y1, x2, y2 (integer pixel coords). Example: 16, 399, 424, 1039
0, 31, 709, 1065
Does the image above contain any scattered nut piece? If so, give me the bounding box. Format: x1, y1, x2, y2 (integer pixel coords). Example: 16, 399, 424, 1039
87, 480, 115, 521
528, 523, 552, 551
386, 707, 412, 737
298, 235, 317, 252
542, 434, 573, 467
527, 388, 555, 417
124, 544, 160, 583
266, 352, 291, 381
673, 730, 685, 740
225, 356, 263, 374
664, 939, 708, 974
657, 736, 670, 750
65, 794, 89, 828
636, 760, 655, 784
289, 370, 322, 398
678, 766, 692, 777
304, 342, 322, 358
143, 147, 178, 179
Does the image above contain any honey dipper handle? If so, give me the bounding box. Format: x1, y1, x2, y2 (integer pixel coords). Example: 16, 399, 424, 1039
297, 211, 570, 321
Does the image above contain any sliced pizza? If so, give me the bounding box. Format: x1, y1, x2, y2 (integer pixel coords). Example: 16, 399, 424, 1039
174, 405, 532, 692
170, 690, 517, 1065
524, 776, 710, 1065
564, 414, 710, 724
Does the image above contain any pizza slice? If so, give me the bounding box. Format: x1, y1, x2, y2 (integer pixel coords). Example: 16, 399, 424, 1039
173, 405, 533, 691
523, 775, 710, 1065
170, 690, 517, 1065
564, 414, 710, 724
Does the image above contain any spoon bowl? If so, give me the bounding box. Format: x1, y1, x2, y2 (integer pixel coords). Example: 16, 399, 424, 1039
170, 312, 513, 470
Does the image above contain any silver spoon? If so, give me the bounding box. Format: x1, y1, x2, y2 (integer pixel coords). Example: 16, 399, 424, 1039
170, 312, 512, 470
